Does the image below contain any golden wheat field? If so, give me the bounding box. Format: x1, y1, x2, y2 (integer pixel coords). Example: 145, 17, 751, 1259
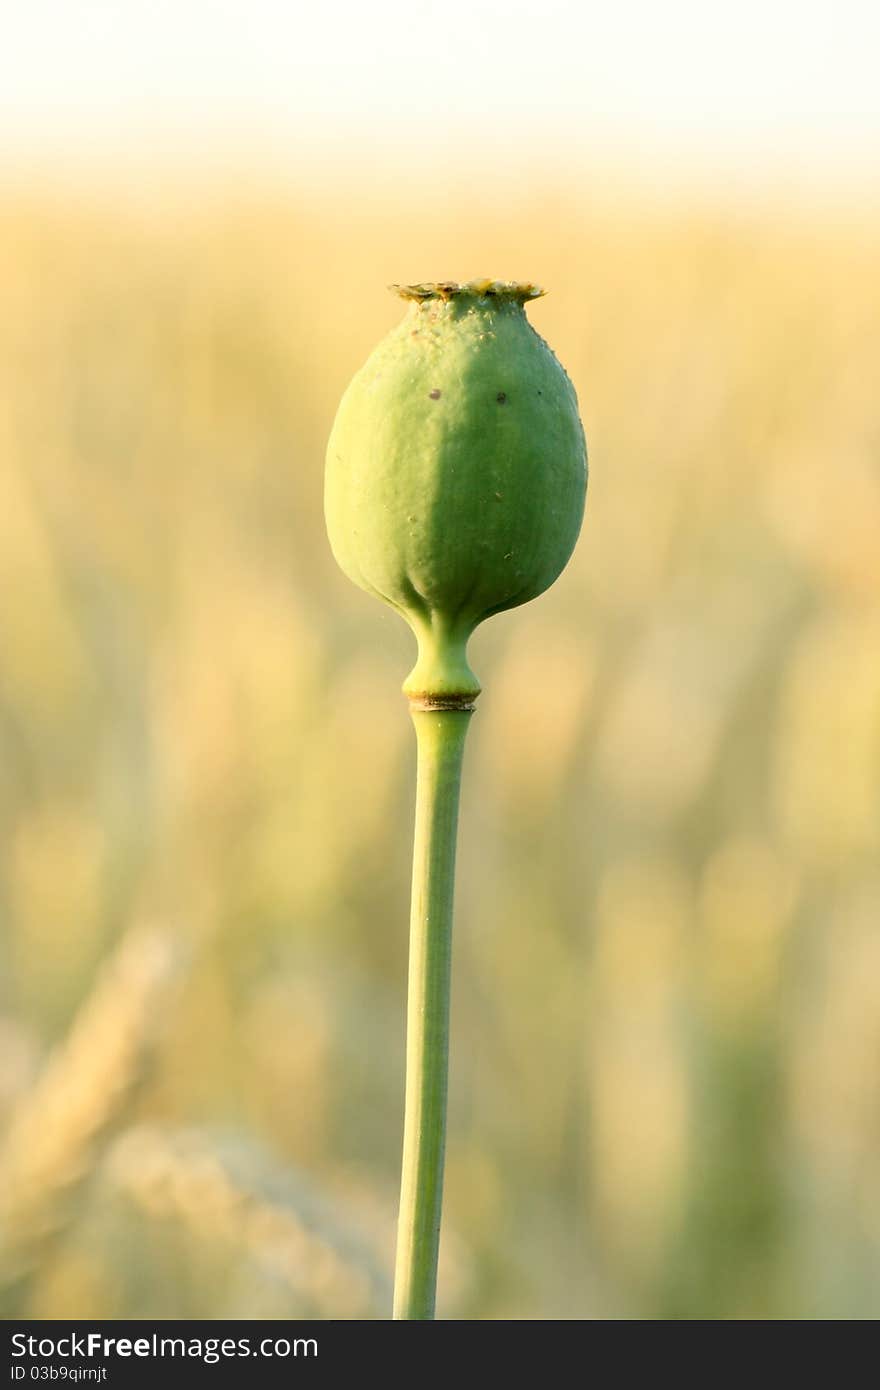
0, 178, 878, 1320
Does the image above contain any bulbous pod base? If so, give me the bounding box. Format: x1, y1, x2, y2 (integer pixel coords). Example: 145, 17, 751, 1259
325, 280, 587, 702
402, 617, 480, 710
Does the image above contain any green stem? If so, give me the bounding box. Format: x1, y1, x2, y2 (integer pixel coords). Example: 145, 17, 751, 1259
393, 707, 471, 1319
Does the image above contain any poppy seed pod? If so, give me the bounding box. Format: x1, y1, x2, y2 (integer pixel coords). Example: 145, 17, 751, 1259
325, 280, 587, 706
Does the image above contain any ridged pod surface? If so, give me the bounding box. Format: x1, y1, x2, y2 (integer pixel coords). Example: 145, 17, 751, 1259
325, 281, 587, 705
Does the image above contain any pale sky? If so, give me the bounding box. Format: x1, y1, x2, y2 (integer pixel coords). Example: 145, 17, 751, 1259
2, 0, 879, 182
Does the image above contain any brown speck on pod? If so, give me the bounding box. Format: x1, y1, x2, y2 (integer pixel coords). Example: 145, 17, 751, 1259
496, 391, 507, 404
429, 388, 442, 400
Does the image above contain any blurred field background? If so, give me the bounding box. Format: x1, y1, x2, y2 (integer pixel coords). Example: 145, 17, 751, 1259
2, 0, 880, 1323
1, 179, 878, 1321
